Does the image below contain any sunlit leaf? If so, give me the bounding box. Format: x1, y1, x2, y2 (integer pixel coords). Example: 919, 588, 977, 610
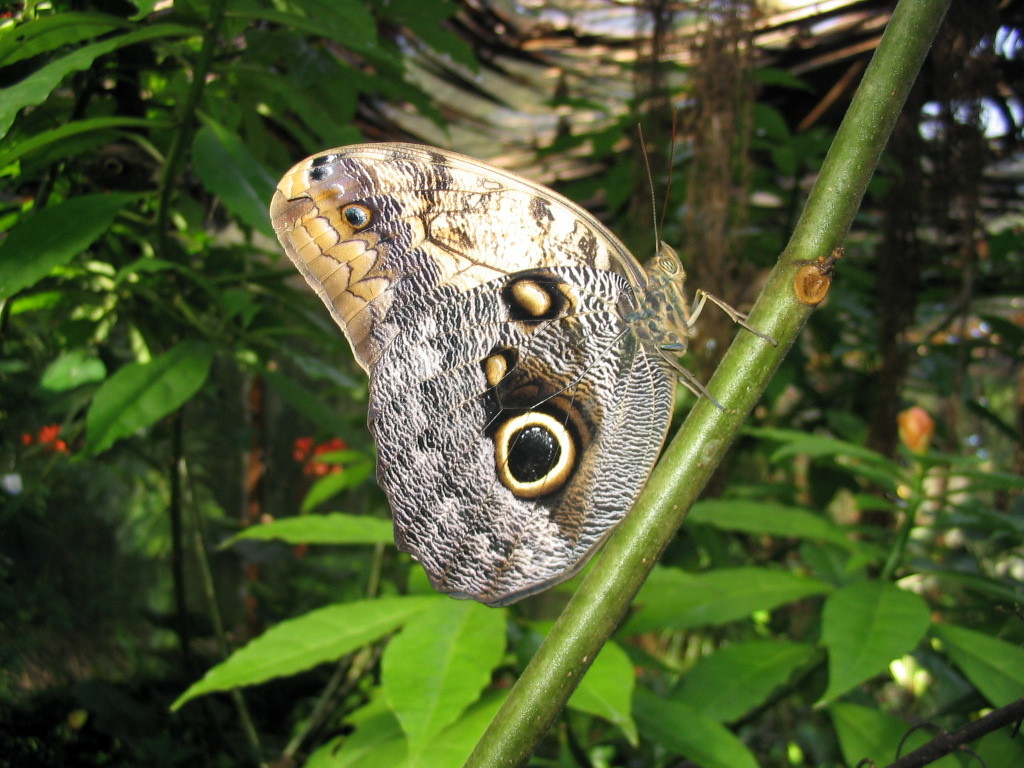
569, 640, 638, 744
819, 581, 930, 703
193, 121, 276, 236
381, 600, 506, 758
0, 193, 137, 298
172, 596, 439, 710
39, 349, 107, 393
86, 340, 214, 455
626, 566, 832, 634
226, 513, 394, 547
0, 24, 195, 140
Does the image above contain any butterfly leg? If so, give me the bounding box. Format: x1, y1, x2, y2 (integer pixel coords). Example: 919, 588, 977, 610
691, 289, 777, 346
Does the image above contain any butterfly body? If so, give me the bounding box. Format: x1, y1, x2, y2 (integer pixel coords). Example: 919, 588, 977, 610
271, 143, 686, 605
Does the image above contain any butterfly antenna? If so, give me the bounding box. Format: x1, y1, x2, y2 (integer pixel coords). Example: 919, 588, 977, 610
659, 108, 679, 239
636, 123, 660, 247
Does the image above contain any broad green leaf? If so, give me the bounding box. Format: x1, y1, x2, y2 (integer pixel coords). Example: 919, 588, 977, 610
819, 581, 930, 703
416, 691, 507, 768
569, 640, 638, 745
226, 513, 394, 547
0, 12, 130, 67
974, 724, 1024, 768
670, 640, 817, 723
192, 121, 276, 237
306, 695, 406, 768
39, 349, 107, 393
0, 24, 195, 140
830, 703, 960, 768
86, 341, 214, 455
634, 690, 760, 768
172, 596, 438, 709
689, 500, 851, 547
382, 599, 506, 758
625, 567, 832, 634
0, 193, 137, 298
931, 623, 1024, 707
0, 116, 163, 169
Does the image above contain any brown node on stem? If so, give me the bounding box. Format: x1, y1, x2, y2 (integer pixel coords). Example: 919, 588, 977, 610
794, 247, 843, 306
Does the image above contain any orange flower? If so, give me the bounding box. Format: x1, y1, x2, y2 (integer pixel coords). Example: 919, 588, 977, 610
23, 424, 70, 453
293, 436, 315, 462
898, 406, 935, 454
296, 437, 348, 476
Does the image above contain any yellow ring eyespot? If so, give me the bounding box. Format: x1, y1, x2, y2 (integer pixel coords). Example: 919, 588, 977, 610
494, 411, 576, 499
341, 203, 373, 230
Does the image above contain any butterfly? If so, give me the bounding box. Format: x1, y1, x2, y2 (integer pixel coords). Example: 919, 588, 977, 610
271, 142, 704, 606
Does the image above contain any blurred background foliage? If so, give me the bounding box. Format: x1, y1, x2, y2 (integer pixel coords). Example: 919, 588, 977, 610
0, 0, 1022, 766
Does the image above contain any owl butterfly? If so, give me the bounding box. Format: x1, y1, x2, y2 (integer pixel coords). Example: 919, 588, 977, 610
271, 143, 707, 606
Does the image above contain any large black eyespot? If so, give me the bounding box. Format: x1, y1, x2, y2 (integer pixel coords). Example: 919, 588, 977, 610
341, 203, 372, 230
494, 411, 576, 498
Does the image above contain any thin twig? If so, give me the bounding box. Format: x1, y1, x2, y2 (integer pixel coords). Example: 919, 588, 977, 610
882, 698, 1024, 768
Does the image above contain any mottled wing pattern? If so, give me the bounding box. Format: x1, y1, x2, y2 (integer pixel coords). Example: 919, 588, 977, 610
271, 143, 676, 605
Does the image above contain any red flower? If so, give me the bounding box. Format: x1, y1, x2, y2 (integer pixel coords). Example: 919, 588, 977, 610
294, 436, 348, 476
293, 436, 315, 462
23, 425, 70, 454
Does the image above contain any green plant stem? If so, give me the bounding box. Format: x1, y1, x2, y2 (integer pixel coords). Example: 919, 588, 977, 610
155, 0, 227, 258
183, 453, 265, 765
464, 0, 952, 765
881, 462, 926, 581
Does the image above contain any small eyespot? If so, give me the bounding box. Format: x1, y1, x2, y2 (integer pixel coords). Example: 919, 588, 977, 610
342, 203, 372, 230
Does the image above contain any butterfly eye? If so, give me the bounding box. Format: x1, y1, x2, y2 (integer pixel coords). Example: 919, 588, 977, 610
341, 203, 372, 230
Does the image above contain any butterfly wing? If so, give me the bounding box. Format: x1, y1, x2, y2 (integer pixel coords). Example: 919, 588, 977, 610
271, 143, 675, 605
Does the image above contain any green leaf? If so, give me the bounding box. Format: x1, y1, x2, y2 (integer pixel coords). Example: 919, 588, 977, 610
0, 24, 195, 140
670, 640, 818, 723
305, 695, 407, 768
192, 121, 276, 237
300, 460, 374, 512
172, 596, 438, 710
819, 581, 931, 703
974, 724, 1024, 768
569, 640, 638, 745
0, 116, 163, 169
830, 703, 960, 768
0, 193, 137, 298
85, 341, 214, 455
39, 349, 107, 393
226, 513, 394, 547
931, 623, 1024, 707
417, 692, 507, 768
625, 567, 832, 634
0, 12, 131, 67
381, 599, 506, 758
634, 690, 760, 768
689, 500, 851, 547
